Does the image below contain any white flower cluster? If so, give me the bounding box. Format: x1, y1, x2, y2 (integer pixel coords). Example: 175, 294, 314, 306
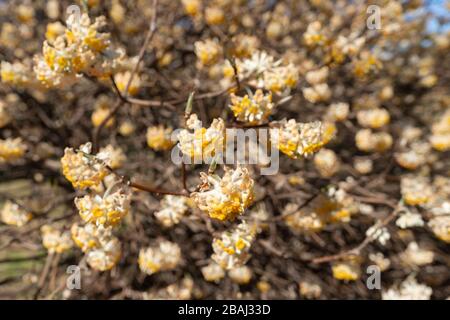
71, 223, 121, 271
212, 221, 255, 270
191, 166, 254, 221
138, 241, 182, 276
382, 276, 432, 300
154, 195, 189, 227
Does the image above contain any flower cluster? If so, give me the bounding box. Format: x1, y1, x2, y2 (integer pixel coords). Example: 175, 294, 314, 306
212, 221, 255, 269
331, 259, 361, 281
355, 129, 393, 153
201, 262, 252, 285
154, 195, 189, 227
177, 114, 225, 162
61, 142, 108, 189
284, 189, 357, 233
270, 119, 332, 159
138, 241, 182, 276
314, 148, 340, 178
303, 66, 331, 103
382, 276, 432, 300
34, 13, 126, 88
41, 225, 73, 254
0, 137, 27, 163
75, 187, 131, 227
146, 125, 175, 151
229, 89, 274, 125
1, 200, 32, 227
401, 175, 432, 206
71, 223, 121, 271
191, 166, 254, 221
429, 109, 450, 152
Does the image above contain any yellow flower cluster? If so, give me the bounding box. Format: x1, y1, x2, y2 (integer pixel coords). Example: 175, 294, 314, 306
228, 265, 253, 285
181, 0, 202, 17
303, 21, 328, 47
395, 141, 430, 170
191, 166, 254, 221
356, 108, 390, 129
71, 223, 121, 271
270, 119, 332, 159
201, 262, 252, 285
353, 51, 382, 78
430, 109, 450, 151
177, 114, 225, 162
229, 89, 274, 124
75, 187, 131, 227
325, 102, 350, 122
401, 175, 432, 206
60, 142, 108, 189
0, 137, 27, 163
114, 71, 141, 96
194, 38, 222, 67
314, 148, 340, 178
303, 66, 331, 103
41, 225, 73, 254
222, 50, 298, 96
0, 60, 37, 88
98, 144, 126, 169
146, 125, 175, 151
91, 95, 115, 128
154, 195, 189, 228
332, 260, 360, 281
355, 129, 393, 153
1, 200, 32, 227
201, 262, 226, 283
299, 281, 322, 299
212, 222, 255, 270
284, 190, 357, 233
31, 13, 129, 88
428, 215, 450, 243
138, 241, 182, 276
45, 22, 65, 43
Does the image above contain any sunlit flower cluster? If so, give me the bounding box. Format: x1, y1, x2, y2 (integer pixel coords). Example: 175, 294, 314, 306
429, 109, 450, 152
154, 195, 189, 227
41, 225, 73, 254
75, 186, 131, 227
355, 129, 393, 153
382, 276, 432, 300
71, 223, 121, 271
177, 114, 225, 162
0, 137, 27, 163
303, 66, 331, 103
332, 259, 360, 281
401, 175, 432, 206
229, 89, 274, 124
284, 190, 356, 233
138, 241, 182, 275
270, 119, 332, 159
147, 125, 175, 151
212, 221, 255, 269
314, 148, 340, 178
191, 166, 254, 221
1, 200, 32, 227
356, 108, 390, 129
61, 142, 108, 189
